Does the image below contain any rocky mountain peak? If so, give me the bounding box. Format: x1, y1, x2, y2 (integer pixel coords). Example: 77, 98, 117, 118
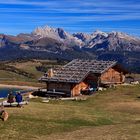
91, 30, 108, 38
32, 26, 55, 38
109, 31, 139, 42
73, 32, 91, 42
55, 28, 68, 39
32, 25, 71, 41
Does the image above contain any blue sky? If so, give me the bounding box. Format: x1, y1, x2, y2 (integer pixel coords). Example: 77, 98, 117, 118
0, 0, 140, 36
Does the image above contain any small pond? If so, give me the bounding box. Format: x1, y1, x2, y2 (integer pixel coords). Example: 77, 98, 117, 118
0, 88, 23, 98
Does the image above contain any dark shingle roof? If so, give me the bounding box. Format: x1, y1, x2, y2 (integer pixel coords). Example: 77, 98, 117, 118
40, 59, 117, 83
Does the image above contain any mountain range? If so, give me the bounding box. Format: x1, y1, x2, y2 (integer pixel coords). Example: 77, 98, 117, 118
0, 25, 140, 72
0, 25, 140, 52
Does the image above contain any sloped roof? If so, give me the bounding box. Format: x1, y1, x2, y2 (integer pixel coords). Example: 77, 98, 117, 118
40, 59, 117, 83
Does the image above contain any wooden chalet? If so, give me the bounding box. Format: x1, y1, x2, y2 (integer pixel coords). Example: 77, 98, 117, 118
39, 59, 127, 97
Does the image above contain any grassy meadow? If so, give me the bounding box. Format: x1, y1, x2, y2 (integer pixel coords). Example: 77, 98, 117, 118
0, 85, 140, 140
0, 59, 63, 87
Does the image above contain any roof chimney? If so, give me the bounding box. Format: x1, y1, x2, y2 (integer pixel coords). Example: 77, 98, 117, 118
48, 68, 54, 78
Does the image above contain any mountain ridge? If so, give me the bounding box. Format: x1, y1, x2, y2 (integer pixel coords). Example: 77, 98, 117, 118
0, 25, 140, 52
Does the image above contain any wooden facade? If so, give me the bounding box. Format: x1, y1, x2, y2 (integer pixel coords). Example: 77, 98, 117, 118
72, 82, 88, 96
40, 59, 127, 97
100, 67, 125, 84
47, 82, 71, 94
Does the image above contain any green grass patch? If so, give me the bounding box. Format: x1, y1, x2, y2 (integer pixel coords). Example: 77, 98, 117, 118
0, 85, 140, 139
53, 117, 113, 127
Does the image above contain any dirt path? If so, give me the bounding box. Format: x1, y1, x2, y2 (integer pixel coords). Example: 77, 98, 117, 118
0, 84, 39, 90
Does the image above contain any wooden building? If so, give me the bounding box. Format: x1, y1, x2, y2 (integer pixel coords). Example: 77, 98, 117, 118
40, 59, 127, 97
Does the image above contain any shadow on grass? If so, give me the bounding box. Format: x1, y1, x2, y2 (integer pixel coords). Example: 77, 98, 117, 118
52, 117, 113, 127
